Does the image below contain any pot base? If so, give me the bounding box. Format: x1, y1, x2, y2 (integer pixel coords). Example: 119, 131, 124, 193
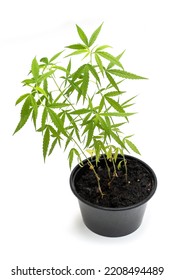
79, 200, 147, 237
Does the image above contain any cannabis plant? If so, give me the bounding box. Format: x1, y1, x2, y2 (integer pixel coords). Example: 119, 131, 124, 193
14, 23, 146, 196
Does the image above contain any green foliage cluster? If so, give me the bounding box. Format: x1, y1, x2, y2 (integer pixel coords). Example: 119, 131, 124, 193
14, 23, 146, 195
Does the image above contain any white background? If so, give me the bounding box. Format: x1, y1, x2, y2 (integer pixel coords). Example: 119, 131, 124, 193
0, 0, 174, 279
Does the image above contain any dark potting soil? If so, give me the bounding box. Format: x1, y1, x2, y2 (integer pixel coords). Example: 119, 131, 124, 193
75, 158, 153, 208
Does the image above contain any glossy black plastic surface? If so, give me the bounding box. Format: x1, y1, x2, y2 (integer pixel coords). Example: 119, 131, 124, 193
70, 155, 157, 237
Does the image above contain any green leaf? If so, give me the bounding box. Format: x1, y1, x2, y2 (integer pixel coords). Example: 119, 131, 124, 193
93, 139, 101, 165
31, 57, 39, 81
67, 59, 71, 74
30, 95, 38, 128
13, 109, 32, 134
13, 96, 32, 134
105, 96, 125, 114
65, 44, 87, 49
81, 66, 89, 100
47, 125, 58, 137
68, 148, 74, 169
37, 95, 45, 106
71, 109, 90, 115
51, 66, 67, 72
82, 123, 90, 135
76, 24, 89, 46
111, 132, 126, 149
98, 96, 105, 113
72, 64, 86, 81
65, 49, 88, 58
122, 103, 135, 109
22, 78, 35, 85
117, 159, 123, 170
87, 64, 100, 84
106, 146, 112, 160
81, 112, 92, 125
95, 54, 104, 75
14, 114, 31, 135
40, 57, 49, 64
88, 23, 103, 47
35, 86, 48, 99
15, 93, 30, 105
105, 91, 123, 97
88, 96, 93, 111
97, 51, 123, 69
49, 51, 63, 63
111, 122, 126, 128
105, 71, 119, 91
48, 103, 70, 109
21, 95, 31, 117
86, 149, 95, 157
41, 107, 48, 129
37, 126, 46, 132
75, 127, 81, 142
43, 127, 50, 161
97, 140, 106, 154
47, 108, 67, 136
107, 50, 125, 69
98, 115, 110, 135
48, 138, 57, 156
67, 79, 82, 96
108, 69, 147, 79
85, 122, 94, 147
68, 148, 81, 169
104, 115, 111, 128
66, 112, 78, 127
82, 52, 90, 60
95, 45, 111, 52
37, 70, 55, 83
101, 112, 135, 117
125, 139, 141, 154
43, 79, 48, 93
64, 129, 74, 151
114, 148, 119, 162
60, 112, 66, 127
122, 95, 137, 107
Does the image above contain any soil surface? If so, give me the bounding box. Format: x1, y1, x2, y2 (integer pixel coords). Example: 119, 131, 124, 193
75, 158, 154, 208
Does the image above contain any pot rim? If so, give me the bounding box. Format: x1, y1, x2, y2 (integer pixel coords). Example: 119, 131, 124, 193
70, 154, 157, 211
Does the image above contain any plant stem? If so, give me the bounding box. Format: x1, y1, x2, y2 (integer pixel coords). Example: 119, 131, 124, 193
102, 154, 111, 179
67, 131, 104, 197
122, 153, 128, 182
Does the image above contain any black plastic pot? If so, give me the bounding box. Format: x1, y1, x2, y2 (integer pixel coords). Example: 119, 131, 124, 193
70, 155, 157, 237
